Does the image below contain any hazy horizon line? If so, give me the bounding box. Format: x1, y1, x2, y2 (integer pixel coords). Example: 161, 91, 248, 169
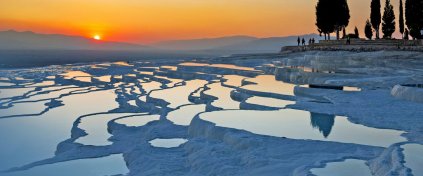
1, 29, 320, 45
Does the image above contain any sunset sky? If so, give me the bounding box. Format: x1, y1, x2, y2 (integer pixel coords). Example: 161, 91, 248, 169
0, 0, 402, 44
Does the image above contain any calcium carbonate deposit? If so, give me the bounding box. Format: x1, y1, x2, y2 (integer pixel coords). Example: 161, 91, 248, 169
0, 50, 422, 176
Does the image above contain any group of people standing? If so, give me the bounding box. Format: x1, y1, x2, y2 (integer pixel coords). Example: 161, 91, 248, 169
297, 37, 316, 46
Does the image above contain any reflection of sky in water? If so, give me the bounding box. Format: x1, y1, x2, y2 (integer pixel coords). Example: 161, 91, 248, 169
179, 63, 255, 71
140, 81, 161, 94
112, 61, 132, 67
61, 71, 92, 82
210, 64, 255, 71
203, 82, 240, 109
311, 159, 372, 176
402, 144, 423, 175
0, 82, 16, 86
94, 75, 111, 82
18, 87, 82, 102
75, 113, 141, 146
115, 114, 160, 127
192, 87, 204, 97
1, 59, 420, 175
1, 100, 48, 117
246, 96, 294, 108
242, 75, 296, 96
125, 74, 137, 78
138, 71, 154, 75
199, 109, 406, 147
223, 75, 246, 87
60, 71, 91, 79
74, 77, 92, 82
0, 87, 35, 99
343, 86, 361, 91
178, 62, 209, 67
167, 104, 206, 126
160, 65, 177, 71
155, 76, 183, 87
150, 80, 207, 108
0, 90, 117, 171
1, 154, 128, 176
149, 138, 188, 148
128, 100, 137, 106
28, 81, 56, 87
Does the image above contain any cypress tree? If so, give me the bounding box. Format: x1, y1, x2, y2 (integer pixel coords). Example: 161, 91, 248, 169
316, 0, 335, 40
399, 0, 405, 36
343, 27, 347, 39
382, 0, 396, 38
365, 20, 373, 40
404, 28, 409, 40
405, 0, 423, 39
316, 0, 350, 40
334, 0, 350, 40
354, 26, 360, 38
371, 0, 381, 39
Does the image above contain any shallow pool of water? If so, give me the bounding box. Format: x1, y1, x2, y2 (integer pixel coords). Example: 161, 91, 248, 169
402, 144, 423, 176
1, 154, 128, 176
199, 109, 406, 147
150, 80, 207, 108
203, 82, 240, 109
311, 159, 372, 176
245, 96, 294, 108
75, 113, 141, 146
0, 87, 34, 99
222, 75, 246, 87
149, 138, 188, 148
0, 89, 118, 171
115, 114, 160, 127
167, 104, 206, 126
241, 75, 296, 96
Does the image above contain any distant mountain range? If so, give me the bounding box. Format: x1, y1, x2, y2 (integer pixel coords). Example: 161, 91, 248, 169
0, 30, 323, 67
152, 34, 322, 54
0, 30, 321, 54
152, 35, 259, 51
0, 30, 146, 50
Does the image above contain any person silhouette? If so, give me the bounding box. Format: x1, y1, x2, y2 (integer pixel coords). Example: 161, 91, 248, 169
297, 37, 301, 46
308, 38, 311, 45
312, 38, 315, 44
302, 38, 306, 46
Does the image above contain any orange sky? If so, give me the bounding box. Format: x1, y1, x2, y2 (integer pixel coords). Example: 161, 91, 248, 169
0, 0, 402, 44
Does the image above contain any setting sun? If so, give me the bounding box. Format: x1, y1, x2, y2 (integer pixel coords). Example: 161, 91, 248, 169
93, 35, 101, 40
